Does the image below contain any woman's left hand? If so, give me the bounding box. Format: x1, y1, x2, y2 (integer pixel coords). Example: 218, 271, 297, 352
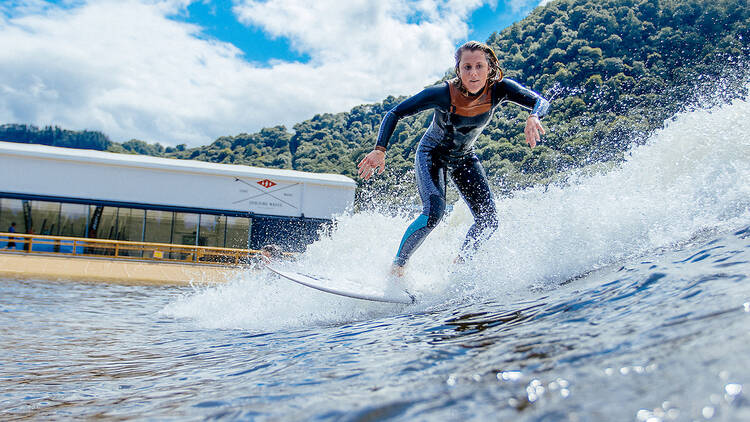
524, 115, 546, 148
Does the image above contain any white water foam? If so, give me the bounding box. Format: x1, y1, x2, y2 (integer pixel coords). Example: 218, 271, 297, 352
162, 91, 750, 330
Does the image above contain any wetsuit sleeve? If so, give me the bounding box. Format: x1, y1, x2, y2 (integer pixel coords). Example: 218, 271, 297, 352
375, 83, 450, 150
493, 78, 550, 118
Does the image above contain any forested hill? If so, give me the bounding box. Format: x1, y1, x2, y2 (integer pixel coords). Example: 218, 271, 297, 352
2, 0, 748, 196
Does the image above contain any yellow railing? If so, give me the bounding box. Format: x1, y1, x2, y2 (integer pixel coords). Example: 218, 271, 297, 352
0, 232, 264, 266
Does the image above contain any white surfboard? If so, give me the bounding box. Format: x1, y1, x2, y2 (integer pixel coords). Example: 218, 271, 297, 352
266, 265, 415, 304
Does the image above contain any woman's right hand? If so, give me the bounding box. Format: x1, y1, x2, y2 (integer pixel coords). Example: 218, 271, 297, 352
357, 149, 386, 180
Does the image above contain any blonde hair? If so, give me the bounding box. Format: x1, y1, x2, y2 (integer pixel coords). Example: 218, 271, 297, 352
453, 41, 503, 92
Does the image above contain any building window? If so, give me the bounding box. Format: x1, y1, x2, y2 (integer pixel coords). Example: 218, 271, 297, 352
1, 197, 256, 253
173, 212, 199, 246
32, 201, 62, 236
86, 206, 119, 240
225, 216, 251, 249
145, 210, 174, 244
114, 208, 144, 257
200, 214, 225, 248
0, 198, 24, 249
116, 208, 145, 242
0, 198, 23, 232
59, 203, 88, 238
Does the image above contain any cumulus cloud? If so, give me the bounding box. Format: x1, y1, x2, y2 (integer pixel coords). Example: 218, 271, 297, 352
1, 0, 248, 145
232, 0, 484, 100
0, 0, 536, 146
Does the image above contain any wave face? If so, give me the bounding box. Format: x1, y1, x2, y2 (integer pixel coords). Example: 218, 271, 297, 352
163, 91, 750, 331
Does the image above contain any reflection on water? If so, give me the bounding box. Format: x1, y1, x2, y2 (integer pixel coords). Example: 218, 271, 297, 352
1, 227, 749, 420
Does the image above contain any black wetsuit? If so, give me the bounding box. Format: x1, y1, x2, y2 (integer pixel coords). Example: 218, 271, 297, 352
375, 78, 549, 266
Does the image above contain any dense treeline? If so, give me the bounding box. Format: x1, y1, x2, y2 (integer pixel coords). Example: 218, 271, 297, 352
0, 124, 112, 151
2, 0, 748, 202
0, 124, 173, 156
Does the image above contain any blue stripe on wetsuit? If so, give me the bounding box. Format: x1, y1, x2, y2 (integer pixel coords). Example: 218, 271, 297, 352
395, 214, 429, 259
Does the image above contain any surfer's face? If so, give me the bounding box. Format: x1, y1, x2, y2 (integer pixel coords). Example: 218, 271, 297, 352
457, 49, 489, 94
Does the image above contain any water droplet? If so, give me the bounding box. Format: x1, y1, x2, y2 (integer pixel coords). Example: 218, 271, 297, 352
560, 388, 570, 398
498, 371, 522, 382
743, 302, 749, 312
725, 383, 742, 396
446, 375, 456, 386
702, 406, 715, 419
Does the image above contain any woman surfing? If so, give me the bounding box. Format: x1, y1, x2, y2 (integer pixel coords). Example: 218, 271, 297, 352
357, 41, 549, 277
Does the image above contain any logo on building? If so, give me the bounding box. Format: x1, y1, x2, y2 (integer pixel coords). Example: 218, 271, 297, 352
234, 176, 300, 211
257, 179, 276, 188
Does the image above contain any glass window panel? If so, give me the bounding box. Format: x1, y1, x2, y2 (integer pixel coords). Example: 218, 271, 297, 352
32, 201, 61, 236
199, 214, 224, 248
116, 207, 145, 240
173, 212, 199, 246
144, 210, 173, 244
115, 208, 144, 257
54, 203, 88, 254
59, 203, 88, 238
0, 198, 24, 250
27, 201, 61, 253
225, 217, 250, 249
81, 205, 120, 256
94, 207, 119, 240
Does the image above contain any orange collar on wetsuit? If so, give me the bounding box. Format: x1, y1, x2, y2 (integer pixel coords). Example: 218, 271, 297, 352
448, 79, 495, 117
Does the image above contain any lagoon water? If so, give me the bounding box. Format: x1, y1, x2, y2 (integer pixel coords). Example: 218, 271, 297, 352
2, 95, 750, 420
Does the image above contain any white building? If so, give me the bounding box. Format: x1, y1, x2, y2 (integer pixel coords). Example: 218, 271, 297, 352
0, 141, 356, 251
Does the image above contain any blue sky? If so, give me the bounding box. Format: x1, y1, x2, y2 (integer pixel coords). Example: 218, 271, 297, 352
175, 0, 312, 64
173, 0, 537, 65
0, 0, 545, 146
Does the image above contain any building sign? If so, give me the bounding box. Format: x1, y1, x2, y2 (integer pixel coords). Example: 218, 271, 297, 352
257, 179, 276, 188
233, 177, 302, 216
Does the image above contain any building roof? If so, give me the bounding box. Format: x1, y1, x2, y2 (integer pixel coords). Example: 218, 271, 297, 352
0, 141, 356, 219
0, 141, 356, 187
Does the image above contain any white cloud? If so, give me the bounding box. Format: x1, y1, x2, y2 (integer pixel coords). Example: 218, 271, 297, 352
0, 0, 516, 146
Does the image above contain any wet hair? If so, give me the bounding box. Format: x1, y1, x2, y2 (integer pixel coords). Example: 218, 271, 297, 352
453, 41, 503, 92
